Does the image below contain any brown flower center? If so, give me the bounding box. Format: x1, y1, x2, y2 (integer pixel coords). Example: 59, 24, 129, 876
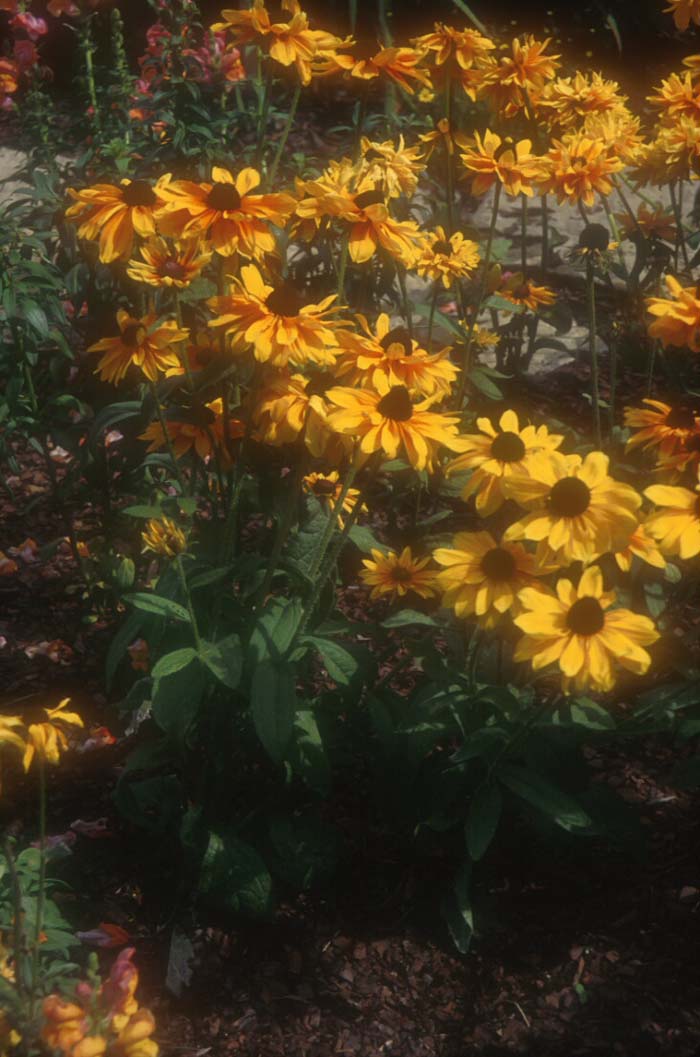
695, 496, 700, 518
121, 180, 157, 207
549, 476, 591, 517
312, 477, 337, 496
207, 182, 242, 212
578, 223, 609, 252
305, 372, 334, 397
490, 431, 526, 462
265, 282, 305, 317
364, 148, 382, 162
122, 323, 146, 347
510, 283, 530, 299
376, 385, 413, 422
380, 325, 412, 357
566, 596, 605, 635
685, 434, 700, 453
665, 405, 696, 430
355, 187, 385, 209
391, 565, 413, 583
161, 259, 187, 280
432, 239, 452, 256
480, 546, 516, 581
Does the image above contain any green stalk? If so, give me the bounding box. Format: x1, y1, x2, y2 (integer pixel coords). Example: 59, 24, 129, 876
149, 380, 186, 493
29, 758, 47, 1019
396, 264, 413, 338
646, 340, 658, 397
268, 83, 302, 187
307, 455, 360, 579
444, 70, 455, 235
81, 17, 101, 134
520, 195, 528, 274
337, 232, 351, 303
4, 839, 25, 999
448, 0, 489, 35
255, 450, 307, 607
586, 259, 602, 449
427, 281, 440, 348
175, 555, 203, 652
540, 194, 549, 271
669, 180, 689, 269
255, 65, 273, 170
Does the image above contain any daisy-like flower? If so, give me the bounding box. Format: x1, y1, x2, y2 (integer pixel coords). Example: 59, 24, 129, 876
358, 136, 426, 199
414, 226, 480, 289
140, 399, 245, 466
497, 271, 556, 312
647, 71, 700, 123
644, 483, 700, 558
514, 566, 658, 694
503, 451, 641, 564
126, 237, 212, 288
542, 71, 626, 128
582, 111, 645, 165
250, 370, 346, 460
624, 398, 700, 460
65, 178, 164, 263
165, 330, 220, 378
208, 264, 343, 368
615, 203, 676, 243
665, 0, 700, 31
360, 546, 437, 600
141, 517, 187, 559
336, 315, 458, 397
647, 276, 700, 351
479, 35, 561, 117
88, 311, 189, 385
157, 166, 296, 258
22, 698, 84, 772
460, 130, 543, 197
351, 45, 432, 95
434, 531, 542, 628
326, 379, 466, 472
303, 471, 365, 529
446, 409, 563, 516
411, 23, 495, 70
418, 117, 456, 160
614, 524, 667, 573
636, 118, 700, 185
538, 132, 623, 207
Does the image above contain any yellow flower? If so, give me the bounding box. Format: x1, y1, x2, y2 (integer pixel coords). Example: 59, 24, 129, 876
350, 46, 432, 94
335, 314, 458, 397
141, 517, 187, 559
418, 117, 455, 160
434, 531, 542, 628
503, 451, 641, 564
514, 566, 658, 693
65, 178, 164, 263
302, 471, 365, 529
647, 275, 700, 351
326, 379, 465, 472
360, 546, 436, 600
644, 484, 700, 558
88, 311, 189, 385
0, 714, 25, 756
208, 264, 343, 368
635, 119, 700, 185
460, 130, 543, 197
414, 226, 480, 288
358, 136, 425, 199
582, 111, 645, 165
250, 369, 347, 459
411, 22, 495, 69
538, 132, 623, 207
624, 398, 700, 460
542, 71, 626, 128
41, 996, 87, 1054
112, 1008, 158, 1057
665, 0, 700, 31
446, 408, 563, 516
156, 167, 295, 258
614, 524, 667, 573
126, 237, 211, 288
648, 71, 700, 123
478, 35, 561, 117
139, 400, 245, 467
497, 271, 556, 312
22, 699, 84, 772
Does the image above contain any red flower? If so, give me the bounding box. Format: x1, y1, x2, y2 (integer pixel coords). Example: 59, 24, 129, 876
13, 39, 38, 72
10, 12, 48, 39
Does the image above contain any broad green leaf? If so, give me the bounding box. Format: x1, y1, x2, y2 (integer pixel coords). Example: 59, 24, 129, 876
113, 774, 183, 834
152, 660, 206, 746
289, 709, 331, 794
348, 524, 389, 555
125, 593, 191, 623
248, 597, 302, 664
198, 831, 273, 918
250, 660, 296, 762
189, 566, 233, 590
151, 648, 197, 680
305, 636, 358, 686
498, 764, 592, 832
267, 812, 340, 891
105, 612, 143, 691
466, 781, 502, 862
199, 634, 243, 690
123, 505, 163, 519
382, 609, 438, 629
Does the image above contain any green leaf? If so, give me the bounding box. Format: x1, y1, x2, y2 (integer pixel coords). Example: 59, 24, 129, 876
381, 609, 438, 629
469, 367, 503, 400
23, 299, 49, 337
289, 709, 331, 794
304, 636, 358, 686
152, 660, 206, 746
123, 504, 163, 519
198, 831, 273, 918
151, 648, 197, 680
498, 764, 592, 832
466, 782, 502, 862
125, 592, 191, 623
105, 612, 142, 691
441, 861, 473, 954
199, 634, 243, 690
267, 812, 340, 891
348, 524, 389, 555
563, 697, 616, 731
483, 294, 525, 313
189, 566, 234, 590
115, 557, 135, 590
248, 597, 302, 665
250, 660, 296, 762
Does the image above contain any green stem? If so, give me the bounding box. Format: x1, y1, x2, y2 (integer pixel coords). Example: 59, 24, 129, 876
337, 232, 350, 303
448, 0, 489, 35
30, 758, 47, 1018
268, 83, 301, 186
4, 839, 25, 999
444, 71, 455, 235
307, 454, 360, 579
175, 555, 203, 652
608, 333, 618, 433
520, 195, 527, 274
586, 260, 602, 449
669, 180, 689, 269
646, 340, 658, 397
149, 380, 185, 493
427, 281, 439, 348
540, 194, 549, 271
396, 264, 413, 338
81, 17, 101, 133
255, 450, 307, 607
255, 65, 273, 170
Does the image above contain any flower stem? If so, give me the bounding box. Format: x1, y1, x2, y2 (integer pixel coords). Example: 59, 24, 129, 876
427, 281, 439, 348
30, 757, 47, 1018
396, 263, 413, 338
669, 180, 689, 269
268, 82, 301, 187
308, 454, 360, 580
520, 195, 528, 274
586, 259, 602, 449
149, 379, 185, 493
176, 555, 203, 652
255, 64, 273, 170
540, 194, 548, 271
444, 72, 455, 235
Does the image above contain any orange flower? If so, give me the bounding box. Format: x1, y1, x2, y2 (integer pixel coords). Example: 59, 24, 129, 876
140, 399, 245, 465
41, 996, 87, 1054
336, 314, 458, 397
479, 35, 560, 117
648, 71, 700, 123
303, 470, 365, 528
460, 131, 543, 197
415, 226, 480, 288
542, 71, 626, 128
646, 276, 700, 351
65, 178, 164, 263
665, 0, 700, 31
88, 311, 189, 384
102, 947, 140, 1032
351, 45, 432, 94
251, 369, 349, 459
412, 22, 495, 69
126, 237, 211, 288
157, 166, 295, 258
615, 203, 676, 243
498, 271, 556, 312
360, 546, 437, 600
538, 132, 623, 207
359, 135, 425, 199
624, 398, 700, 460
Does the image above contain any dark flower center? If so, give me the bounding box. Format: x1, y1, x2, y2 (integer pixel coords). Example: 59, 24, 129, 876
122, 323, 146, 347
121, 180, 157, 207
23, 705, 48, 725
312, 478, 337, 496
380, 325, 412, 357
355, 187, 385, 209
510, 283, 530, 299
265, 282, 305, 317
364, 148, 382, 162
549, 476, 591, 517
207, 182, 242, 212
494, 137, 515, 160
578, 223, 609, 252
566, 596, 605, 635
305, 372, 334, 397
481, 546, 516, 581
685, 434, 700, 453
665, 405, 696, 430
490, 430, 526, 462
162, 259, 187, 280
391, 566, 413, 582
432, 239, 452, 256
376, 385, 414, 421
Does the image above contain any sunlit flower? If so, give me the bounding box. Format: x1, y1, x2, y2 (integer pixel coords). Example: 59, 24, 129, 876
542, 71, 626, 128
141, 517, 187, 559
112, 1008, 158, 1057
647, 276, 700, 351
88, 311, 189, 384
351, 45, 432, 94
140, 399, 245, 466
358, 136, 425, 198
624, 398, 700, 460
302, 471, 364, 528
360, 546, 436, 600
22, 698, 84, 772
41, 996, 87, 1054
582, 110, 645, 164
460, 130, 543, 197
65, 179, 164, 263
665, 0, 700, 31
514, 566, 658, 693
636, 118, 700, 184
415, 226, 480, 288
648, 71, 700, 123
614, 524, 667, 573
157, 166, 295, 258
434, 531, 541, 628
504, 451, 641, 563
479, 35, 560, 117
250, 369, 346, 458
538, 132, 623, 207
644, 483, 700, 558
446, 409, 563, 516
208, 264, 343, 368
126, 237, 211, 287
497, 271, 556, 312
165, 330, 220, 378
335, 314, 458, 397
102, 947, 140, 1032
326, 379, 465, 471
418, 117, 456, 159
411, 22, 495, 69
